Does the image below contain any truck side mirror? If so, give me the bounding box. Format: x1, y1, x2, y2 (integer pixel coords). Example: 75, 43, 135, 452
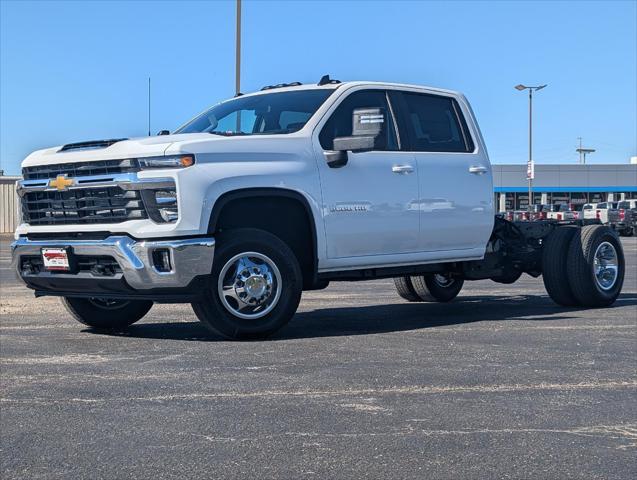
325, 107, 386, 168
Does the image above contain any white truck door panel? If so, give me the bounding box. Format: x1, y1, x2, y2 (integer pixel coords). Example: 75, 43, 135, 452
314, 89, 420, 259
393, 90, 493, 253
415, 153, 493, 251
317, 151, 419, 258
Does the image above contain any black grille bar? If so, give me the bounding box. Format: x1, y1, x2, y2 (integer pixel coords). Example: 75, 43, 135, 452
22, 159, 139, 180
22, 187, 148, 225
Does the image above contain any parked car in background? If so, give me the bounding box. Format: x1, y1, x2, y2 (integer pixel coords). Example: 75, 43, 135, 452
615, 200, 635, 236
582, 202, 620, 226
504, 204, 579, 222
545, 204, 579, 221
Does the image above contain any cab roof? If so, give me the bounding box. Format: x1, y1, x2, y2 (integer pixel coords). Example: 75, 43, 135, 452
238, 80, 462, 99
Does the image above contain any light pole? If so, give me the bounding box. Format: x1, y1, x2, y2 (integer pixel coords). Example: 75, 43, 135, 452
235, 0, 242, 132
515, 84, 547, 212
576, 137, 595, 164
235, 0, 241, 96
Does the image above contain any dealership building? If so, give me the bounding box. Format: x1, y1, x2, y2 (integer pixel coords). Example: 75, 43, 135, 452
492, 163, 637, 212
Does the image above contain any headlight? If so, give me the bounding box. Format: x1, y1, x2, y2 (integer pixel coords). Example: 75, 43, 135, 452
138, 154, 195, 169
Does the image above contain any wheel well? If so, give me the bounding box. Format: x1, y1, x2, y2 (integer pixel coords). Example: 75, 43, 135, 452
209, 189, 317, 289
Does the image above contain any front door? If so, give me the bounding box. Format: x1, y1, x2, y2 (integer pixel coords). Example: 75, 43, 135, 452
314, 89, 419, 260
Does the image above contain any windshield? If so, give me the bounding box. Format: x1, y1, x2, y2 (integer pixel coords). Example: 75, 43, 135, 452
175, 89, 334, 136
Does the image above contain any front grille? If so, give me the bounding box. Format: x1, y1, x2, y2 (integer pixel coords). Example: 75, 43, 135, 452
22, 159, 139, 180
22, 187, 148, 225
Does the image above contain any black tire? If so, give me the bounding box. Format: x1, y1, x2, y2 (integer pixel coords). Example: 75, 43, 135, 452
62, 297, 152, 330
542, 226, 579, 306
393, 276, 421, 302
566, 225, 625, 307
192, 228, 302, 340
410, 274, 464, 302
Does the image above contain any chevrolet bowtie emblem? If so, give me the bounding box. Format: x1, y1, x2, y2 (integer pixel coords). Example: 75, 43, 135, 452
49, 175, 74, 191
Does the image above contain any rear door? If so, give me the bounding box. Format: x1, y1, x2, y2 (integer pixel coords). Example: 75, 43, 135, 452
392, 90, 493, 253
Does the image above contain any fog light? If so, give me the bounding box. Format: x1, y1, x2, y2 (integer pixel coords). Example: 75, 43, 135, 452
152, 249, 172, 272
141, 187, 179, 223
159, 208, 179, 222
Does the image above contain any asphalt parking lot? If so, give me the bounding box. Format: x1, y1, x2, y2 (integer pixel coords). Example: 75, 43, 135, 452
1, 235, 636, 479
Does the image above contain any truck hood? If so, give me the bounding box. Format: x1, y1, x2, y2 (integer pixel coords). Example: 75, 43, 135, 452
21, 133, 213, 168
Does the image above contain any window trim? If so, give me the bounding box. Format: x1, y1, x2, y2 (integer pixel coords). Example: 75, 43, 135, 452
317, 88, 403, 152
393, 90, 476, 154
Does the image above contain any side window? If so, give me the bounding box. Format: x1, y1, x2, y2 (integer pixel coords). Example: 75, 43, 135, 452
319, 90, 398, 151
400, 92, 474, 153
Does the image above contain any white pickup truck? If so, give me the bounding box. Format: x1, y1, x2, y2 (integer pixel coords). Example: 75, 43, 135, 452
11, 77, 626, 339
582, 202, 621, 226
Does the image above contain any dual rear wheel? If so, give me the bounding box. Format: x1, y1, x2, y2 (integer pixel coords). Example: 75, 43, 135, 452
394, 225, 625, 309
543, 225, 624, 307
394, 273, 464, 303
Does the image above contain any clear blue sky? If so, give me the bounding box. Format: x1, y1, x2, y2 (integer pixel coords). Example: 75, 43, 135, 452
1, 0, 635, 174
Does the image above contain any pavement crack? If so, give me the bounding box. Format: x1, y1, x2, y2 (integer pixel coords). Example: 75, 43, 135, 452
185, 423, 637, 450
2, 379, 636, 404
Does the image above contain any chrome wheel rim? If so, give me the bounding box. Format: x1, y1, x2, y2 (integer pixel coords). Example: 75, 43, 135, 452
217, 252, 282, 320
433, 273, 455, 288
88, 298, 131, 310
593, 241, 619, 291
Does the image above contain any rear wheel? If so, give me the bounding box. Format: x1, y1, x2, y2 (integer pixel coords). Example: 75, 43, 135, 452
542, 226, 579, 306
192, 228, 302, 340
411, 273, 464, 302
62, 297, 153, 330
566, 225, 625, 307
393, 276, 421, 302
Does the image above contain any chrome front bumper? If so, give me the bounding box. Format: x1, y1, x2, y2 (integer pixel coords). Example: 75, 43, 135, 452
11, 236, 215, 290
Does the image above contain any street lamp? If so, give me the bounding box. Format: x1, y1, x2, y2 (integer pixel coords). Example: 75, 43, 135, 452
515, 84, 547, 212
235, 0, 241, 96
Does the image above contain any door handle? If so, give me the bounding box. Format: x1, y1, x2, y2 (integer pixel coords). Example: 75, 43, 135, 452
469, 165, 488, 175
392, 165, 415, 174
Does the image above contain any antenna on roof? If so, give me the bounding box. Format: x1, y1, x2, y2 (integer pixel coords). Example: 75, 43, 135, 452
318, 74, 341, 86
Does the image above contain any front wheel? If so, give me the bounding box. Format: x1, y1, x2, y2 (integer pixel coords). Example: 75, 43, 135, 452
62, 297, 153, 330
192, 228, 302, 340
410, 273, 464, 302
